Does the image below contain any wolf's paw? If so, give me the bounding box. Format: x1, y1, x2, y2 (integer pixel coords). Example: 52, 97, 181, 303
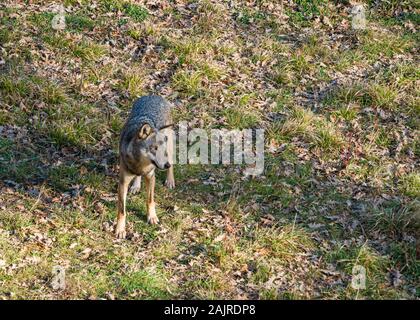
115, 222, 126, 239
115, 227, 126, 239
147, 214, 159, 225
165, 179, 175, 189
129, 184, 141, 194
130, 177, 141, 194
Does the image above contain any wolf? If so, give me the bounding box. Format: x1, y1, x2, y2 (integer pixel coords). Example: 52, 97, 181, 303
115, 95, 175, 239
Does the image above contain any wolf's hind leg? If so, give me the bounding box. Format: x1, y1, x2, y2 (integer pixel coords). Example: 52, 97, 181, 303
165, 127, 175, 189
166, 167, 175, 189
130, 176, 142, 194
145, 172, 159, 224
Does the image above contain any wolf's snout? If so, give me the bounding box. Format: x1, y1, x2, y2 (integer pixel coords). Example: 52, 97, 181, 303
164, 162, 171, 169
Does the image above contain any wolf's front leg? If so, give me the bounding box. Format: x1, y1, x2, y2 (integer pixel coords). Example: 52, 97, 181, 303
145, 171, 159, 224
115, 164, 134, 239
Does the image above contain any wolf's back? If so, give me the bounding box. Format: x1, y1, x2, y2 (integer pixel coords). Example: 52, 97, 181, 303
121, 95, 172, 146
129, 95, 171, 129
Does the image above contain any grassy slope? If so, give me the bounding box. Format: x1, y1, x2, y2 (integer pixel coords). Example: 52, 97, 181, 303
0, 0, 419, 299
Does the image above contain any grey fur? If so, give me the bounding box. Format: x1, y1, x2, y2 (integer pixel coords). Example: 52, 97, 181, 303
120, 95, 172, 147
119, 95, 173, 176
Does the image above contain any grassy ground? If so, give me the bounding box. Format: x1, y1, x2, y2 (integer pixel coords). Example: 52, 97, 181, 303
0, 0, 419, 299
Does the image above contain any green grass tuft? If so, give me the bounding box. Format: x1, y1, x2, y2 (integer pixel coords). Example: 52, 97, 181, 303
399, 173, 420, 197
123, 3, 149, 23
119, 269, 172, 299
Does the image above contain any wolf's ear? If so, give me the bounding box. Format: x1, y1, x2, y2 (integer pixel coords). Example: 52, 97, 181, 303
138, 123, 153, 140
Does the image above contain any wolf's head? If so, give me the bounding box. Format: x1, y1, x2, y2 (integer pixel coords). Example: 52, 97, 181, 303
130, 123, 173, 171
